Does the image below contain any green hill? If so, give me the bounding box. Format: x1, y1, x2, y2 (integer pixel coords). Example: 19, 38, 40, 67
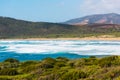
0, 17, 120, 39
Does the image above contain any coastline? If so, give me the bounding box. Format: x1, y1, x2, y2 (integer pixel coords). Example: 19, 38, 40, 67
0, 37, 120, 41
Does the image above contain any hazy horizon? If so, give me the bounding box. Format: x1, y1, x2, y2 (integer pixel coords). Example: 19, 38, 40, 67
0, 0, 120, 22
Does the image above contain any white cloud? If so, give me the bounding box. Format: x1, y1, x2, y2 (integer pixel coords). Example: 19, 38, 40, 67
80, 0, 120, 15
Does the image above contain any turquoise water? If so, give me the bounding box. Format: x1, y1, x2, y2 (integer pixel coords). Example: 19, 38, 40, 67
0, 40, 120, 61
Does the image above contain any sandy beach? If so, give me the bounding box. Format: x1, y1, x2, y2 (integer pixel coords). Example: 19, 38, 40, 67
1, 37, 120, 41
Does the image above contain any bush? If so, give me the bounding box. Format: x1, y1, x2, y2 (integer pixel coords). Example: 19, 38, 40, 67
20, 61, 38, 68
89, 56, 96, 58
40, 58, 56, 68
54, 62, 66, 68
99, 56, 119, 67
42, 58, 56, 63
0, 56, 120, 79
4, 58, 19, 63
74, 59, 86, 67
0, 68, 19, 76
0, 78, 11, 80
22, 64, 44, 74
67, 60, 75, 68
61, 70, 88, 80
1, 62, 19, 69
56, 57, 69, 62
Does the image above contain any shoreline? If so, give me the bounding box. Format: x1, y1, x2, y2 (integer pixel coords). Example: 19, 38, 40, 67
0, 37, 120, 41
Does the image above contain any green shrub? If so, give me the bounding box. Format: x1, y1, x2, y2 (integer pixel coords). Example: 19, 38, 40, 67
61, 70, 88, 80
1, 62, 19, 69
42, 58, 56, 64
20, 61, 38, 68
54, 61, 66, 68
89, 56, 96, 58
0, 78, 11, 80
0, 68, 19, 76
0, 56, 120, 80
67, 61, 75, 67
56, 57, 69, 62
99, 56, 119, 67
74, 59, 86, 67
40, 58, 56, 68
4, 58, 19, 63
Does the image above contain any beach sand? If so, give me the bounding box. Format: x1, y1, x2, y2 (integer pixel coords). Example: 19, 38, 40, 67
1, 37, 120, 41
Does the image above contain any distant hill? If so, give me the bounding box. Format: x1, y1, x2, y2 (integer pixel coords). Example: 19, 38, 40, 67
64, 13, 120, 25
0, 16, 120, 39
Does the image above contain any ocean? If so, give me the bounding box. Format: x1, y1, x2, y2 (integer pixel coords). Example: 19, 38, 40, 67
0, 40, 120, 61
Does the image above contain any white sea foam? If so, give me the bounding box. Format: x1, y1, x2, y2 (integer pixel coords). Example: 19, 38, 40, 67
0, 40, 120, 55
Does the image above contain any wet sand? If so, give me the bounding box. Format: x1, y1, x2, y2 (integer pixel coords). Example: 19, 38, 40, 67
0, 37, 120, 41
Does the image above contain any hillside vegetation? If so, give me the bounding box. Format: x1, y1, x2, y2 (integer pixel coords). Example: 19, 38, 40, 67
1, 56, 120, 80
0, 17, 120, 39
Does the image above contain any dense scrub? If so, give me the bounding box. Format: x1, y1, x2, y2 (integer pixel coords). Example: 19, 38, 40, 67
0, 56, 120, 80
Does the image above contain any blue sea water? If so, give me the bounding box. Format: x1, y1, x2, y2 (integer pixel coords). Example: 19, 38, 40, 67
0, 40, 120, 61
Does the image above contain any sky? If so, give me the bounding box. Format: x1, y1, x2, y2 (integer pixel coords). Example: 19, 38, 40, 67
0, 0, 120, 22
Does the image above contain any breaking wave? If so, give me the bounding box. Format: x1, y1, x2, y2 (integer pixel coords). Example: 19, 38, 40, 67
0, 40, 120, 55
